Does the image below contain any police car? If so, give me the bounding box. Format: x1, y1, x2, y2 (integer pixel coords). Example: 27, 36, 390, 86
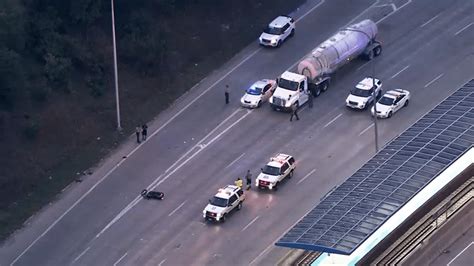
259, 16, 295, 47
346, 77, 382, 109
240, 79, 276, 108
202, 185, 245, 222
255, 153, 296, 191
371, 89, 411, 118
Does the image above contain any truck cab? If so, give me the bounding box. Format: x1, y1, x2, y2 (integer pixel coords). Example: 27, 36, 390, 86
270, 71, 309, 111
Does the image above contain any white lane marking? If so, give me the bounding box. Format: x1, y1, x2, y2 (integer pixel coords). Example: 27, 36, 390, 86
357, 61, 370, 71
420, 14, 440, 28
424, 73, 444, 88
390, 65, 410, 79
97, 110, 253, 237
72, 246, 90, 263
447, 241, 474, 266
158, 259, 167, 266
296, 0, 326, 23
113, 252, 128, 266
359, 123, 374, 136
168, 201, 187, 217
225, 153, 246, 169
323, 114, 342, 128
165, 108, 242, 174
297, 169, 317, 185
455, 22, 473, 36
376, 0, 412, 24
241, 216, 260, 232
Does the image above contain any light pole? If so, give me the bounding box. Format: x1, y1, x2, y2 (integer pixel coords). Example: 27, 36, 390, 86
111, 0, 122, 131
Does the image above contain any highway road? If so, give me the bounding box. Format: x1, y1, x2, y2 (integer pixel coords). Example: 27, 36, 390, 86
1, 0, 473, 265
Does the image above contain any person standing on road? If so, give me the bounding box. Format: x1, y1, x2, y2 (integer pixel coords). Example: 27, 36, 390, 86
135, 125, 142, 143
225, 85, 230, 104
142, 124, 148, 141
307, 90, 313, 109
234, 177, 243, 189
290, 104, 299, 121
245, 170, 252, 190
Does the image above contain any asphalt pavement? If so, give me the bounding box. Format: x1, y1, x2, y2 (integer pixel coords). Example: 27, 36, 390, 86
1, 0, 473, 265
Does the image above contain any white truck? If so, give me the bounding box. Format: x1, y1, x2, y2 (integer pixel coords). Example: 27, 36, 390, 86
270, 19, 382, 111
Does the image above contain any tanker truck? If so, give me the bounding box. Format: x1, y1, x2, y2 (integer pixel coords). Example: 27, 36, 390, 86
270, 19, 381, 111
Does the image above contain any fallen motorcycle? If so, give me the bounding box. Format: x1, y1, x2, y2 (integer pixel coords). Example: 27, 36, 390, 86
141, 189, 164, 200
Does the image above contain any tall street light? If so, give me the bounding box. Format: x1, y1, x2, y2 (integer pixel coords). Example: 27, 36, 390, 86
111, 0, 122, 131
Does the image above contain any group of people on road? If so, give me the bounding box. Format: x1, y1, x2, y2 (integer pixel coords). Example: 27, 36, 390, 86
135, 124, 148, 143
235, 170, 252, 191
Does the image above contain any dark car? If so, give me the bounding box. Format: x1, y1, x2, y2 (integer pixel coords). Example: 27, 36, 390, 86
141, 189, 164, 200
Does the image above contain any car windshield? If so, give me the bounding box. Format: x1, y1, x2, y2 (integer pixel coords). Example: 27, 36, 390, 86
350, 88, 371, 97
378, 96, 395, 106
263, 26, 283, 35
246, 86, 263, 95
277, 78, 299, 91
262, 165, 281, 176
210, 196, 228, 207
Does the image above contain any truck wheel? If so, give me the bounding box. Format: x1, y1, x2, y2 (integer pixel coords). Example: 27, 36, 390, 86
366, 50, 374, 60
374, 46, 382, 57
321, 81, 329, 92
237, 202, 242, 210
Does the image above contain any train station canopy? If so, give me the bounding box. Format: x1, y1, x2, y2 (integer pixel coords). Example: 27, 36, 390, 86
276, 80, 474, 255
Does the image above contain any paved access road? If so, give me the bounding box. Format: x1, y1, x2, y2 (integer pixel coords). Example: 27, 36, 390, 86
1, 0, 473, 265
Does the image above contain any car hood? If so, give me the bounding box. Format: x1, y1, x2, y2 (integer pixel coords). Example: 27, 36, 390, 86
375, 103, 392, 113
260, 32, 279, 40
241, 93, 262, 103
273, 87, 296, 101
257, 172, 278, 182
346, 94, 369, 103
204, 204, 226, 213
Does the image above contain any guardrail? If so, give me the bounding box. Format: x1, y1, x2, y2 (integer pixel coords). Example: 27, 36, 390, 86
374, 176, 473, 265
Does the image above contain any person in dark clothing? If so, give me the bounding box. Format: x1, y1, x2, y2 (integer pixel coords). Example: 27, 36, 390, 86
307, 90, 313, 108
142, 124, 148, 141
290, 104, 299, 121
225, 85, 230, 104
135, 126, 141, 143
245, 170, 252, 190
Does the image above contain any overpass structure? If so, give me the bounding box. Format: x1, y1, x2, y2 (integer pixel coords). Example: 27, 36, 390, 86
275, 80, 474, 264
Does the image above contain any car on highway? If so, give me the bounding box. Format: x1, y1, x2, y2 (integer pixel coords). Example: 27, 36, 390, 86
371, 89, 411, 118
240, 79, 276, 108
259, 15, 295, 47
256, 153, 296, 191
346, 77, 382, 109
203, 185, 245, 222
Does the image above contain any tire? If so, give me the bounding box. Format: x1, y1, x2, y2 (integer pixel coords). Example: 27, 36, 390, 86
388, 111, 393, 118
313, 87, 321, 97
237, 202, 242, 210
277, 40, 282, 48
404, 99, 409, 107
366, 50, 374, 60
274, 182, 279, 191
221, 214, 227, 223
257, 100, 262, 108
290, 29, 295, 37
321, 81, 329, 92
374, 46, 382, 57
289, 170, 294, 179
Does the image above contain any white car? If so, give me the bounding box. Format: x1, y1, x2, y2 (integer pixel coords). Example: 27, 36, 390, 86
202, 185, 245, 223
240, 79, 276, 108
259, 16, 295, 47
256, 153, 296, 191
346, 77, 383, 109
371, 89, 411, 118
